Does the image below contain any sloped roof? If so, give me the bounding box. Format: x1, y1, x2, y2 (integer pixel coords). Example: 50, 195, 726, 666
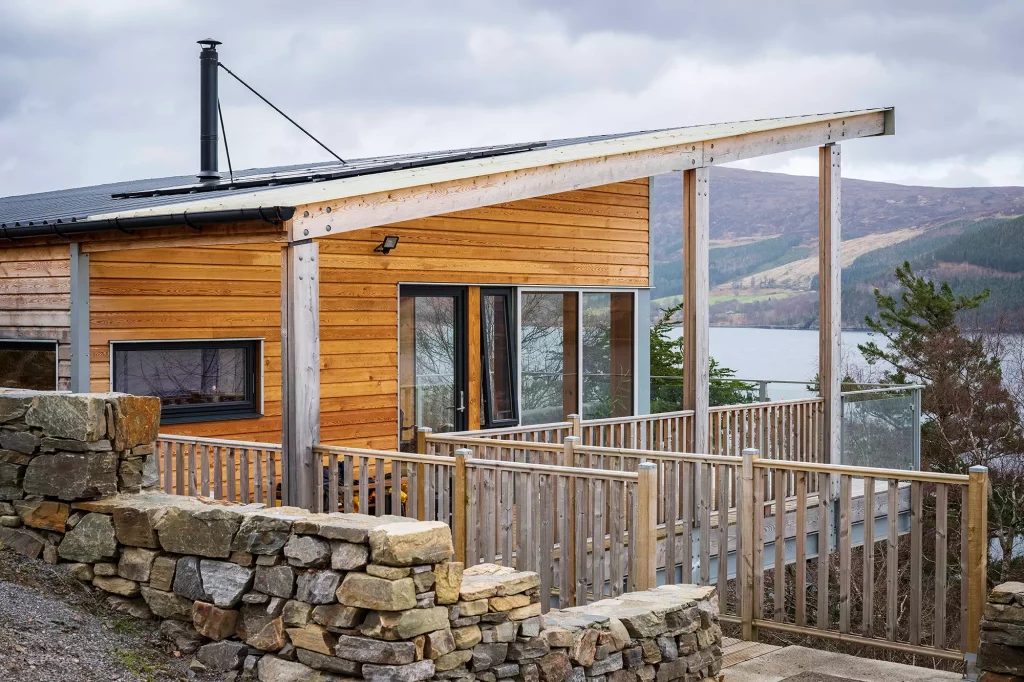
0, 108, 891, 233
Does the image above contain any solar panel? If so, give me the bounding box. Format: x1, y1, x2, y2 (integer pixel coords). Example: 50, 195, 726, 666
110, 142, 548, 200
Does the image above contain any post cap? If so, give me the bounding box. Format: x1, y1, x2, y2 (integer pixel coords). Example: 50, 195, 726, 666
638, 462, 657, 470
454, 448, 472, 456
969, 465, 988, 473
742, 448, 760, 456
417, 427, 433, 433
567, 414, 581, 420
564, 436, 580, 443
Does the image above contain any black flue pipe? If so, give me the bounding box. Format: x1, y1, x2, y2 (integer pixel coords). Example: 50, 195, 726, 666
197, 39, 221, 180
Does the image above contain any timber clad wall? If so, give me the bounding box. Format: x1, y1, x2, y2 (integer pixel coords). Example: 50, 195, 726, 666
0, 244, 72, 390
88, 244, 283, 441
82, 179, 648, 448
318, 179, 648, 449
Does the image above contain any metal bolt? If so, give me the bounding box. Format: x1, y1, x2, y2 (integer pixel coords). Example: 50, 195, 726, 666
710, 143, 714, 149
691, 159, 696, 165
325, 206, 331, 213
303, 229, 309, 236
326, 225, 332, 232
303, 211, 309, 218
709, 157, 713, 162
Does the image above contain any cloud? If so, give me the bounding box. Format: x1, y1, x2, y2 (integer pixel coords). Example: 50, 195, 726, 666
0, 1, 1022, 196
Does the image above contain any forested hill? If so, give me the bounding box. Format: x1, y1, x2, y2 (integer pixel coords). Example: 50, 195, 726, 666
649, 168, 1024, 329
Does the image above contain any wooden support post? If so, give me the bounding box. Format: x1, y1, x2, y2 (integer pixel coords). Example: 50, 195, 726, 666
453, 449, 469, 565
966, 465, 989, 655
636, 462, 658, 591
563, 436, 579, 603
818, 144, 842, 481
416, 427, 431, 521
682, 168, 710, 453
568, 414, 582, 440
741, 447, 760, 641
69, 243, 90, 393
281, 240, 320, 510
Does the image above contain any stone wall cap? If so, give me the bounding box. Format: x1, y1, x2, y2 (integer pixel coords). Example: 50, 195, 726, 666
991, 582, 1024, 605
293, 513, 409, 542
460, 564, 541, 600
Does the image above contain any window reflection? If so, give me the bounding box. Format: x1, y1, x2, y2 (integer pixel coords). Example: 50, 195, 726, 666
0, 341, 57, 390
582, 292, 634, 419
482, 290, 516, 426
112, 340, 259, 422
520, 292, 578, 425
400, 294, 458, 451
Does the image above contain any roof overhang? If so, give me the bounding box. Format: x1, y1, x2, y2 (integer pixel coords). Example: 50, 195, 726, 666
48, 107, 895, 244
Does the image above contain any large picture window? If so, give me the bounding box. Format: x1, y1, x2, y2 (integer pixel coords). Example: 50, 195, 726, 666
520, 292, 579, 425
0, 340, 58, 390
582, 292, 634, 419
112, 339, 261, 424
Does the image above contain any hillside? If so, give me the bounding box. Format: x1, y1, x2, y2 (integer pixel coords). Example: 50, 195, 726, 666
650, 168, 1024, 329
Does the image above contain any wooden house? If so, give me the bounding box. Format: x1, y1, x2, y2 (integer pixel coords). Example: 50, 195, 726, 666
0, 45, 894, 504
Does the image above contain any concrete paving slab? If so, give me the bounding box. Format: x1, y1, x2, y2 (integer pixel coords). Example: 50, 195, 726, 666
724, 645, 961, 682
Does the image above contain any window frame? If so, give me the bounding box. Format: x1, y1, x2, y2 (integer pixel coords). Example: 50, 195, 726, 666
479, 287, 518, 429
0, 338, 59, 390
109, 338, 264, 424
516, 287, 639, 425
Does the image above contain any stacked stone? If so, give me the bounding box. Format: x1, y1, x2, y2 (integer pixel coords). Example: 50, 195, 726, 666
980, 581, 1024, 681
441, 564, 544, 682
0, 391, 160, 563
540, 584, 723, 682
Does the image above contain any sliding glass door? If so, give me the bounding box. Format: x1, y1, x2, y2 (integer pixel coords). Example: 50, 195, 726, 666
520, 289, 635, 425
399, 286, 467, 451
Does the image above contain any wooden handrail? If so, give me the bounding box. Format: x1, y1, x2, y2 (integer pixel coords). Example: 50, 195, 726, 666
709, 396, 823, 411
752, 458, 969, 484
157, 433, 282, 450
313, 444, 456, 465
464, 457, 639, 481
427, 434, 564, 452
574, 444, 743, 465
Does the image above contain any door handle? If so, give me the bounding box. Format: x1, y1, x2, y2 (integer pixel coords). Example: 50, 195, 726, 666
457, 390, 466, 412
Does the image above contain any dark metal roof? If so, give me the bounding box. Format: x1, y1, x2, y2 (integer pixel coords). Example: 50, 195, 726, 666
0, 131, 644, 229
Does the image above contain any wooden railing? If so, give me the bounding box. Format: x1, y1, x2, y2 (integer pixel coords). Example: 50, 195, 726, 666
709, 397, 823, 462
310, 445, 456, 520
740, 452, 988, 661
155, 427, 989, 662
155, 434, 282, 507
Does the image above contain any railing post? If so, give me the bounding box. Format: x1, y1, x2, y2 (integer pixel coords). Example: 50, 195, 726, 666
568, 414, 582, 440
741, 447, 760, 642
416, 428, 431, 521
417, 427, 432, 455
966, 465, 989, 655
563, 437, 579, 603
636, 462, 658, 591
759, 381, 768, 403
453, 448, 470, 565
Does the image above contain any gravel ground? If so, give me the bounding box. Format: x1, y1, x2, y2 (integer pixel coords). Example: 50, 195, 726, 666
0, 548, 221, 682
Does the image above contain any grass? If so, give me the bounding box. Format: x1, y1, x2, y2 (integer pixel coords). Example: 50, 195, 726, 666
112, 648, 164, 682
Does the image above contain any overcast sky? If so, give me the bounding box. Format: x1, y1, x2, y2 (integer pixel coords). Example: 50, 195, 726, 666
2, 1, 1022, 197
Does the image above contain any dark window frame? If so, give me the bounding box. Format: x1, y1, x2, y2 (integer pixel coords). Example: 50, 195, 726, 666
398, 285, 470, 447
0, 339, 59, 390
111, 339, 262, 424
480, 287, 518, 429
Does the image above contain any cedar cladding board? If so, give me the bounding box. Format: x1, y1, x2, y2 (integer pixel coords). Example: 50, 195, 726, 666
0, 243, 72, 390
86, 179, 649, 448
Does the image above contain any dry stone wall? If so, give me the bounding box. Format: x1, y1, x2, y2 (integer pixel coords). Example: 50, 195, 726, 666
980, 581, 1024, 681
0, 391, 723, 682
0, 391, 161, 560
